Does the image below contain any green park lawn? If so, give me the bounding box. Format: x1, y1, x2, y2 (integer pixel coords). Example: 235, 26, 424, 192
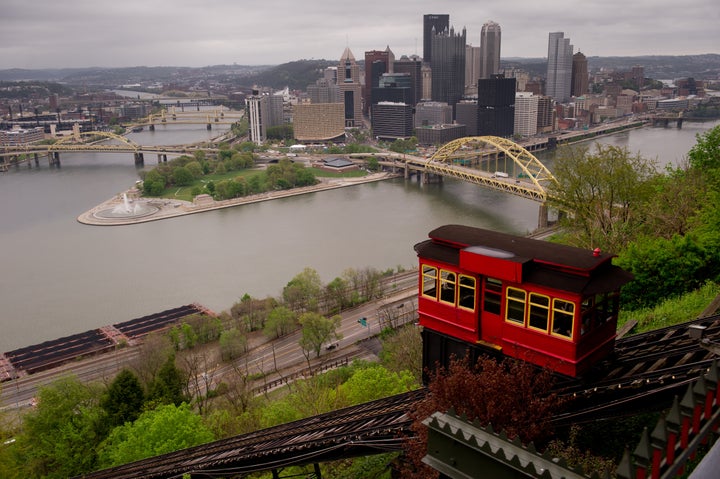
158, 166, 369, 202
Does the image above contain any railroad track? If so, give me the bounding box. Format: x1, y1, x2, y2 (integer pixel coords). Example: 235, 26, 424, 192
78, 315, 720, 478
552, 314, 720, 425
78, 389, 425, 479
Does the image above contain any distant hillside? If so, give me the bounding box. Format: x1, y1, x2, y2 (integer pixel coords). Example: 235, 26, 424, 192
503, 54, 720, 80
0, 65, 272, 87
1, 54, 717, 93
586, 54, 720, 80
243, 59, 336, 90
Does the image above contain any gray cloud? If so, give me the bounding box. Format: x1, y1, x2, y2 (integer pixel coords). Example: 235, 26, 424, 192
1, 0, 718, 69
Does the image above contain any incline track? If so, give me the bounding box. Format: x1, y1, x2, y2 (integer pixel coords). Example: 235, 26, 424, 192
79, 315, 720, 478
551, 314, 720, 425
79, 389, 425, 479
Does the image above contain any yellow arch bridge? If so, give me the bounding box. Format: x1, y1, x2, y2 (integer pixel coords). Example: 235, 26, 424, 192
361, 136, 559, 228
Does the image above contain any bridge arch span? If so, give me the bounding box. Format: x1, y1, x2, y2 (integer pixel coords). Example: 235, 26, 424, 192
427, 136, 558, 198
50, 131, 141, 151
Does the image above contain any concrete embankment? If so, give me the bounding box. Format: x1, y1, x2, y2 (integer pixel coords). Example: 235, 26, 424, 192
77, 172, 400, 226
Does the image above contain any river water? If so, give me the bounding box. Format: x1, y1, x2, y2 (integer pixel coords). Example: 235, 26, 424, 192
1, 119, 719, 353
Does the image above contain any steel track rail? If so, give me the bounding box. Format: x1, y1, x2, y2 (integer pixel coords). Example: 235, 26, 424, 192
78, 315, 720, 478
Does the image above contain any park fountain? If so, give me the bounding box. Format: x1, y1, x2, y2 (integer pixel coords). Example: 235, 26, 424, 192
92, 192, 159, 220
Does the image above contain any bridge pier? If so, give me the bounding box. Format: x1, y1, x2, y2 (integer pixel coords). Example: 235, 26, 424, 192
421, 172, 443, 184
206, 123, 212, 130
49, 151, 60, 167
34, 153, 39, 167
537, 203, 549, 229
157, 154, 168, 163
134, 152, 144, 166
149, 124, 155, 131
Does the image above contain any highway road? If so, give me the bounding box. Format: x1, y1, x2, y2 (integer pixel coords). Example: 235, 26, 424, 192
1, 271, 419, 413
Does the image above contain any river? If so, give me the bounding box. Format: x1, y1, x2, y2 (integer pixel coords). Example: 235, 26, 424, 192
1, 119, 718, 353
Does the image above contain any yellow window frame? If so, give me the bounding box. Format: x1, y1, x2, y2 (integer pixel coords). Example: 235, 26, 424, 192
439, 270, 457, 305
551, 299, 575, 339
528, 292, 551, 332
421, 265, 438, 300
458, 274, 476, 311
505, 287, 526, 325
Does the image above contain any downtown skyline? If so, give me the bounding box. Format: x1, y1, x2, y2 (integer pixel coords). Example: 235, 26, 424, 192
1, 0, 718, 70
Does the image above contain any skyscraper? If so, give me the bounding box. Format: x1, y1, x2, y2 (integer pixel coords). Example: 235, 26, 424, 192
394, 55, 423, 106
423, 14, 449, 63
480, 21, 502, 79
514, 92, 539, 137
246, 89, 268, 145
465, 45, 481, 95
430, 25, 466, 111
477, 75, 516, 137
338, 47, 363, 127
364, 50, 390, 115
571, 51, 588, 97
546, 32, 573, 103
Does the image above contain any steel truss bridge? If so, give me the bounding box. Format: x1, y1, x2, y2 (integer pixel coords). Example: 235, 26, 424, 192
0, 131, 217, 166
139, 106, 245, 128
3, 134, 556, 207
358, 136, 558, 203
423, 136, 557, 202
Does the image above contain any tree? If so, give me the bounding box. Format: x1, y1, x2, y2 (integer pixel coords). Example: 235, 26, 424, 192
100, 369, 145, 429
130, 333, 175, 389
401, 357, 562, 479
547, 144, 657, 252
230, 294, 275, 331
616, 232, 718, 310
179, 349, 218, 415
247, 174, 263, 194
185, 160, 203, 179
264, 305, 297, 339
341, 267, 383, 304
366, 156, 380, 172
688, 125, 720, 174
141, 169, 166, 196
639, 164, 708, 239
172, 166, 194, 186
15, 376, 105, 478
339, 364, 416, 405
147, 354, 189, 407
219, 327, 247, 361
324, 276, 351, 312
98, 403, 214, 468
379, 324, 423, 383
283, 267, 323, 312
388, 136, 417, 153
298, 312, 343, 360
266, 124, 294, 140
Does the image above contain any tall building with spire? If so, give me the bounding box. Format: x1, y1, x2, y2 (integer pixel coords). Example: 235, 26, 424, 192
430, 25, 466, 111
423, 14, 449, 63
338, 47, 363, 127
480, 21, 502, 79
546, 32, 573, 103
571, 51, 588, 97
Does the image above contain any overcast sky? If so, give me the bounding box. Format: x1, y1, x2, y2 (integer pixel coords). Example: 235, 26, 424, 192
1, 0, 718, 69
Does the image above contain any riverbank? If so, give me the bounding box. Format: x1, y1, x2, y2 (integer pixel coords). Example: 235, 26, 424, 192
77, 171, 401, 226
